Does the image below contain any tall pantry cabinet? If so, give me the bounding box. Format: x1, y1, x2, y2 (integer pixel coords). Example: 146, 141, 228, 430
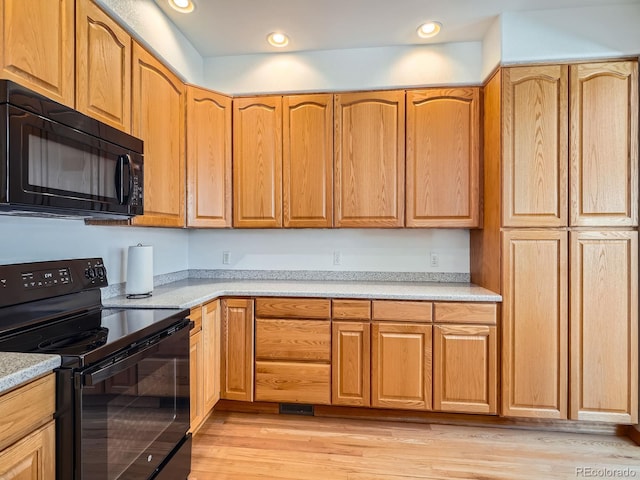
471, 60, 638, 423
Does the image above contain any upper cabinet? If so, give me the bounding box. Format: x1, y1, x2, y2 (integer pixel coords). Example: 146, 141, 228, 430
0, 0, 74, 106
502, 65, 569, 227
569, 61, 638, 227
186, 85, 232, 228
283, 94, 333, 228
76, 0, 132, 133
233, 96, 283, 228
131, 42, 185, 227
334, 91, 405, 227
406, 88, 481, 227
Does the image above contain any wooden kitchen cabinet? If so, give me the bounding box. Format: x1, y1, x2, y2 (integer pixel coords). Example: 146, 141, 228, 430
203, 300, 222, 413
131, 42, 185, 227
186, 85, 232, 227
334, 90, 405, 227
569, 61, 638, 227
76, 0, 131, 132
189, 323, 204, 431
221, 298, 255, 401
0, 422, 55, 480
283, 94, 334, 227
0, 0, 74, 106
332, 321, 371, 407
233, 96, 282, 228
406, 88, 480, 227
570, 230, 638, 423
501, 229, 568, 419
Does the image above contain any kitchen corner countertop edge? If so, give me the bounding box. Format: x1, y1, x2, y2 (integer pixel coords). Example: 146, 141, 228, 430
0, 352, 61, 395
103, 279, 502, 310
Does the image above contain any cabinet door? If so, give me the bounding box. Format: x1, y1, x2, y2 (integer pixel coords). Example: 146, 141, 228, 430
187, 86, 232, 227
570, 61, 639, 227
570, 230, 638, 423
406, 88, 480, 227
76, 0, 131, 132
502, 230, 568, 419
233, 96, 282, 228
0, 0, 74, 106
283, 94, 333, 227
332, 321, 370, 407
203, 299, 222, 412
221, 298, 255, 401
371, 323, 432, 410
335, 91, 405, 227
433, 324, 497, 414
0, 422, 55, 480
502, 66, 569, 227
131, 43, 185, 227
189, 328, 204, 432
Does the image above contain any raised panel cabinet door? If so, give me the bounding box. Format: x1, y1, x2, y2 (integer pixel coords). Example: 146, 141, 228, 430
233, 96, 283, 228
186, 86, 232, 227
221, 298, 255, 401
76, 0, 131, 132
0, 0, 74, 106
433, 324, 497, 414
570, 61, 639, 227
332, 321, 371, 407
131, 42, 185, 227
406, 88, 480, 227
335, 91, 405, 227
203, 299, 222, 412
283, 94, 333, 227
502, 65, 569, 227
502, 230, 568, 419
0, 422, 55, 480
371, 323, 432, 410
189, 328, 204, 432
570, 230, 638, 423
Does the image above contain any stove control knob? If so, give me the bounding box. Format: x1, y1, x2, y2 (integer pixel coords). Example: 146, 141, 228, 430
85, 267, 96, 279
96, 267, 105, 278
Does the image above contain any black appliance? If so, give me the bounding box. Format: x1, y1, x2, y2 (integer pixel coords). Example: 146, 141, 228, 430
0, 80, 143, 219
0, 258, 191, 480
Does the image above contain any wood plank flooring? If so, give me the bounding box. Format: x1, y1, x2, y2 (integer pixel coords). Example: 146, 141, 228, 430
189, 412, 640, 480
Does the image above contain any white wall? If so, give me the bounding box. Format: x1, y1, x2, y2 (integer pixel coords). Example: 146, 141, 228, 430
203, 42, 484, 95
481, 17, 502, 80
189, 229, 469, 273
0, 217, 189, 285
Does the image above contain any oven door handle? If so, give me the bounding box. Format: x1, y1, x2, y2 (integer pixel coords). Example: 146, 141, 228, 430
81, 341, 161, 387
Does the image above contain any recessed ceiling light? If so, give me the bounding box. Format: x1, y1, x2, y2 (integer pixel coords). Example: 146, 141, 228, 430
267, 32, 290, 48
168, 0, 194, 13
417, 21, 442, 39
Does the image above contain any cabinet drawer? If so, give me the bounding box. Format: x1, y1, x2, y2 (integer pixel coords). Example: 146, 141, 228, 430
255, 361, 331, 404
332, 299, 371, 320
256, 319, 331, 362
433, 303, 497, 325
256, 298, 331, 319
0, 374, 55, 452
189, 306, 203, 334
372, 301, 432, 322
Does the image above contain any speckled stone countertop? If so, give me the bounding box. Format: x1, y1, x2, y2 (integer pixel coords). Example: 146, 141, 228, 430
0, 352, 60, 395
103, 278, 501, 310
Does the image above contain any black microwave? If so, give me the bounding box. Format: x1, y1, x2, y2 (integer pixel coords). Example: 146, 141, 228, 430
0, 80, 143, 219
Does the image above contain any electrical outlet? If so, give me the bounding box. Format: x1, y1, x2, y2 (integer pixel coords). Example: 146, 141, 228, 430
430, 252, 439, 267
333, 251, 341, 265
222, 251, 231, 265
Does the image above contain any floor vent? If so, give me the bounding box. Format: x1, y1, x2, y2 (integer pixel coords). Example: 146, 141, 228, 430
279, 404, 314, 416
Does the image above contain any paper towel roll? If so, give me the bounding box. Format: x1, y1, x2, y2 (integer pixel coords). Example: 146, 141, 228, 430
126, 244, 153, 297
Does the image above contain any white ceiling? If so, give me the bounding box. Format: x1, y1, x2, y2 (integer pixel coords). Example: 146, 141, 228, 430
153, 0, 639, 57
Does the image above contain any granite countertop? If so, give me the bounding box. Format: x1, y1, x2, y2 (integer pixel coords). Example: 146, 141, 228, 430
103, 278, 501, 310
0, 352, 61, 395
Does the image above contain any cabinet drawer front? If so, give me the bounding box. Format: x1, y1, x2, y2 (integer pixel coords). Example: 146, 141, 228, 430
332, 300, 371, 320
255, 361, 331, 404
189, 306, 203, 334
0, 374, 55, 451
372, 301, 432, 322
255, 319, 331, 362
433, 303, 497, 325
256, 298, 331, 319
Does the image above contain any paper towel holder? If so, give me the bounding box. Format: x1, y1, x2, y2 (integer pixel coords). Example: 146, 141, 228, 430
126, 243, 154, 299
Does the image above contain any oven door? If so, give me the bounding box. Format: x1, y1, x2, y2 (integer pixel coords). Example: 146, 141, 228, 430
75, 323, 190, 480
4, 104, 143, 217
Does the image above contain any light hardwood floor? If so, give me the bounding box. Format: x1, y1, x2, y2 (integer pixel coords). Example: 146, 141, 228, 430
189, 412, 640, 480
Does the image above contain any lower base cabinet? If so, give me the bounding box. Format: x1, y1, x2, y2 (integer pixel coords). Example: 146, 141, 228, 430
332, 321, 371, 407
0, 422, 55, 479
221, 298, 255, 401
255, 361, 331, 404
